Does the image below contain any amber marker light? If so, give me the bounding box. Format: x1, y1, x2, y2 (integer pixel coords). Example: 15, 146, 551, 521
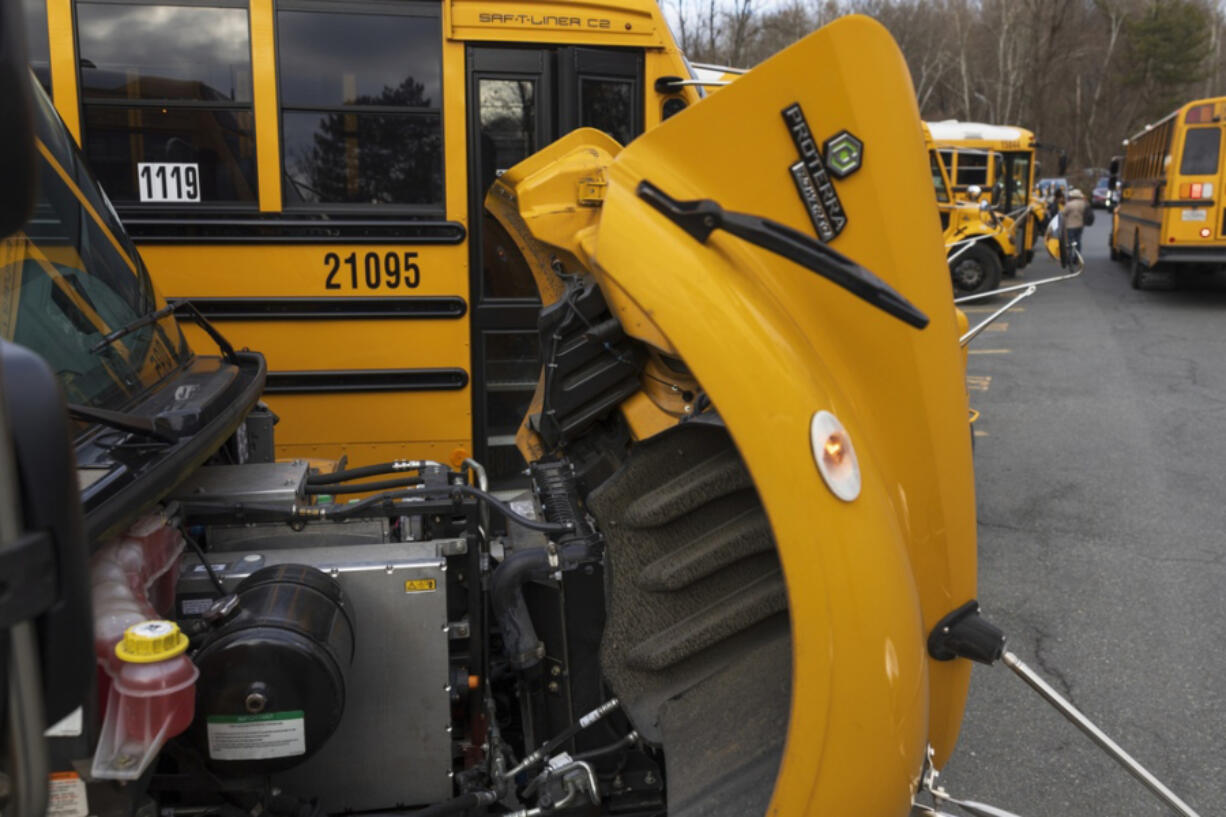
811, 410, 860, 501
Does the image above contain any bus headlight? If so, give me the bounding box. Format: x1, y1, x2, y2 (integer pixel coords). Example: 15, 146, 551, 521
811, 410, 860, 502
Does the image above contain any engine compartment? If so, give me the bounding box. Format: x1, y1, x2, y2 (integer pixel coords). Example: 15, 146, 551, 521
69, 405, 790, 817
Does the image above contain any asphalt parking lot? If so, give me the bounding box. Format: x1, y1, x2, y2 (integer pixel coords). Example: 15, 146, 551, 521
939, 217, 1226, 816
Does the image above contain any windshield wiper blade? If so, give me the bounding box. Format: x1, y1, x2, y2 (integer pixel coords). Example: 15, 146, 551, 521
637, 180, 928, 329
90, 302, 177, 353
90, 299, 238, 363
67, 403, 179, 443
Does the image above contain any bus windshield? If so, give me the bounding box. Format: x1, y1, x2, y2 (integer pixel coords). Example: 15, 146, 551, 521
1, 81, 188, 413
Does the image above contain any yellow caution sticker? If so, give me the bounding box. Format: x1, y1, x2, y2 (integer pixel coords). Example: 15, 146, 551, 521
404, 578, 438, 593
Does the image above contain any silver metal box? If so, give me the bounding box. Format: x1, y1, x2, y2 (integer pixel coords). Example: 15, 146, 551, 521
177, 540, 456, 810
168, 460, 309, 505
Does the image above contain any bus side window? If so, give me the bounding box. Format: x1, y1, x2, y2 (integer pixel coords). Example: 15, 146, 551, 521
1180, 127, 1221, 176
277, 1, 443, 210
75, 1, 258, 205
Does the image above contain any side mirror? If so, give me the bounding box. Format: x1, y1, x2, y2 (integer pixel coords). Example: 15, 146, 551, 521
967, 184, 983, 199
0, 341, 95, 817
0, 0, 35, 239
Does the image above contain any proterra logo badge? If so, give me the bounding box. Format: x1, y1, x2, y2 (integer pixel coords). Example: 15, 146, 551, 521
823, 131, 863, 179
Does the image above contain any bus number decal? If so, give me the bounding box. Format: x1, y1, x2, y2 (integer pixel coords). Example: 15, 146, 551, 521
137, 163, 201, 203
324, 252, 421, 290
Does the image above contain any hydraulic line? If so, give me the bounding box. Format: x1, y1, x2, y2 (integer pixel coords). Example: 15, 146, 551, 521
306, 459, 447, 486
571, 730, 640, 763
180, 487, 573, 534
304, 477, 423, 496
503, 699, 621, 780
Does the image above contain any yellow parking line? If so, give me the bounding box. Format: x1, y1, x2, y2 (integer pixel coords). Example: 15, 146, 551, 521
973, 430, 989, 437
968, 348, 1011, 355
982, 322, 1009, 332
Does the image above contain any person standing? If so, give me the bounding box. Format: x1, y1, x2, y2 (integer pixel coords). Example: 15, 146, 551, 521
1063, 189, 1089, 252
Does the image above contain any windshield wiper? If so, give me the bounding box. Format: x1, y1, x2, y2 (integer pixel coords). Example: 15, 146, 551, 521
637, 180, 928, 329
90, 299, 238, 363
67, 403, 178, 443
90, 302, 176, 352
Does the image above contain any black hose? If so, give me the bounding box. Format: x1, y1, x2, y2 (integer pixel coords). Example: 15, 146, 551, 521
307, 461, 444, 486
304, 477, 423, 496
182, 487, 572, 534
182, 528, 225, 595
490, 548, 554, 669
326, 486, 573, 533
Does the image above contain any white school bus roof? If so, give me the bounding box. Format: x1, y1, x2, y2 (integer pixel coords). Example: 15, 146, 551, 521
926, 120, 1034, 145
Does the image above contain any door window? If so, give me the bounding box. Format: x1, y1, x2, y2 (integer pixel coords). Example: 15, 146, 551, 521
277, 1, 443, 209
580, 77, 634, 145
75, 1, 258, 205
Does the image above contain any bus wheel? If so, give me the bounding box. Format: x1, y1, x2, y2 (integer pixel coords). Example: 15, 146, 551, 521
951, 244, 1002, 296
1130, 234, 1153, 290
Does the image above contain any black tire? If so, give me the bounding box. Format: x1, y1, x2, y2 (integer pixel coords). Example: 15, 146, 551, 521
950, 244, 1003, 296
1130, 233, 1151, 290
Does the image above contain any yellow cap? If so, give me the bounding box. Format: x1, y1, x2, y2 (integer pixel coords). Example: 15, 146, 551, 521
115, 620, 189, 663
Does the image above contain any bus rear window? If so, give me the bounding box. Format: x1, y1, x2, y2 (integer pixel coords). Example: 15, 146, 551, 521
1180, 127, 1221, 176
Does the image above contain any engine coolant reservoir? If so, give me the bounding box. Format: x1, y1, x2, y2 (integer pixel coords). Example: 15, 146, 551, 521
91, 620, 198, 780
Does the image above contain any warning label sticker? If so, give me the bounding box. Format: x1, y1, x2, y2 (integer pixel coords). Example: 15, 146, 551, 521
206, 711, 306, 760
48, 771, 88, 817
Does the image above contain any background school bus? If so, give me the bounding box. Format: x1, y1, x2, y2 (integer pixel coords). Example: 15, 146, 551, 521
29, 0, 704, 481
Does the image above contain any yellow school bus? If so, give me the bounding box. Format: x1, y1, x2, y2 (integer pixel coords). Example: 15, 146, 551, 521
30, 0, 702, 480
1111, 96, 1226, 289
922, 125, 1016, 294
928, 120, 1040, 276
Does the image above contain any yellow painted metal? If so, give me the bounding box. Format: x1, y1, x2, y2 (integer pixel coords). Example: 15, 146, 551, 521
45, 0, 79, 143
491, 16, 976, 813
447, 0, 665, 45
249, 0, 282, 213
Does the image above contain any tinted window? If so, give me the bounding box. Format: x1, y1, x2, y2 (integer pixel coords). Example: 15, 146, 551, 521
76, 2, 257, 205
277, 3, 443, 209
1180, 127, 1221, 176
282, 112, 441, 205
83, 107, 258, 202
580, 78, 633, 145
278, 11, 440, 108
77, 4, 252, 102
22, 0, 52, 93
